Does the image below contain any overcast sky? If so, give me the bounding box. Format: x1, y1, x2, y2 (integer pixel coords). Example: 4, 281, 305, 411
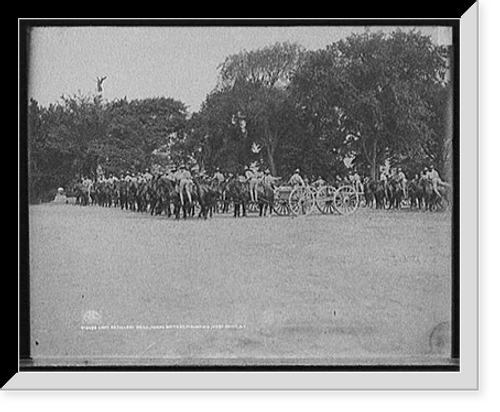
28, 25, 450, 113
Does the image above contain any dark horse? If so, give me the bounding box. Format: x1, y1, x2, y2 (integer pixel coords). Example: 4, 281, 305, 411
193, 179, 220, 219
73, 182, 89, 206
408, 177, 424, 210
364, 178, 378, 208
386, 178, 404, 210
149, 175, 175, 217
371, 180, 387, 210
255, 180, 275, 217
225, 178, 249, 217
168, 178, 217, 220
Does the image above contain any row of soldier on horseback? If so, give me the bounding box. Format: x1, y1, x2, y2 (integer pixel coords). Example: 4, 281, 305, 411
72, 162, 284, 219
73, 166, 217, 219
362, 165, 451, 211
72, 160, 451, 217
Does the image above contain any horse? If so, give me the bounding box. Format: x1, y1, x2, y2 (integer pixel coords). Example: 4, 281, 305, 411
370, 180, 386, 209
386, 178, 404, 210
111, 181, 121, 208
73, 183, 88, 206
169, 178, 198, 220
150, 176, 175, 217
225, 178, 249, 217
126, 179, 138, 211
363, 178, 377, 208
421, 178, 450, 212
408, 178, 424, 210
193, 179, 219, 219
135, 180, 149, 213
255, 180, 275, 217
118, 179, 128, 210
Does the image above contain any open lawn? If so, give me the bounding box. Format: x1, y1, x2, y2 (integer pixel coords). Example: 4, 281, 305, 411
28, 203, 453, 365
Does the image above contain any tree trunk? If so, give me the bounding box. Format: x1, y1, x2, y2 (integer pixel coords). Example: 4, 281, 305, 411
263, 118, 278, 176
266, 143, 277, 176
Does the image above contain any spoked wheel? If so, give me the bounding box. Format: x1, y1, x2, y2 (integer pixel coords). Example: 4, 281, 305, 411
334, 185, 359, 215
315, 185, 337, 214
247, 201, 259, 213
272, 198, 290, 216
215, 200, 225, 213
289, 186, 315, 216
215, 200, 232, 214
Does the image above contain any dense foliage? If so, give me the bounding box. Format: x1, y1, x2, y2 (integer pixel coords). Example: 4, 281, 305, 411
27, 31, 452, 203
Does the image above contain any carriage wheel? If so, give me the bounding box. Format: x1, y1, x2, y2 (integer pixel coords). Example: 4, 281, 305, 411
289, 186, 315, 216
247, 200, 259, 213
315, 186, 337, 214
215, 200, 224, 213
334, 186, 359, 215
272, 198, 290, 216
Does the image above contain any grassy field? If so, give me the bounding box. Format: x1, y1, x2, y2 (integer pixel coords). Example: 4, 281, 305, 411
28, 203, 453, 365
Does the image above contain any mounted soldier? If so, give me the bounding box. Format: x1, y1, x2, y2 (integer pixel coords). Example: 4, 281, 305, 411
289, 168, 305, 187
178, 164, 193, 206
395, 167, 408, 200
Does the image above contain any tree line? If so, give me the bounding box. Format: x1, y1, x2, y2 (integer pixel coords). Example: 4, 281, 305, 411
27, 29, 452, 203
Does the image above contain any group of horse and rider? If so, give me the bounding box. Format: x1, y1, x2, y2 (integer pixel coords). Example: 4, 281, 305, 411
73, 163, 286, 218
363, 164, 451, 211
72, 161, 451, 218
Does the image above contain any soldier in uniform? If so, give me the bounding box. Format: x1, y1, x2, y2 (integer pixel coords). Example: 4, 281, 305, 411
428, 165, 449, 198
311, 176, 326, 189
289, 168, 305, 187
178, 165, 193, 205
263, 169, 280, 189
249, 164, 262, 203
143, 168, 153, 182
396, 167, 408, 199
244, 166, 256, 202
81, 176, 93, 205
213, 167, 225, 191
213, 167, 224, 183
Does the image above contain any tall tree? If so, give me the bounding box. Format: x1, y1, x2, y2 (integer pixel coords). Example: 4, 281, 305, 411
27, 93, 189, 202
291, 30, 449, 179
217, 42, 305, 175
106, 97, 188, 172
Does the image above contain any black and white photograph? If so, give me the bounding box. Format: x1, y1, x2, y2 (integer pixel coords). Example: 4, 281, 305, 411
18, 18, 471, 385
